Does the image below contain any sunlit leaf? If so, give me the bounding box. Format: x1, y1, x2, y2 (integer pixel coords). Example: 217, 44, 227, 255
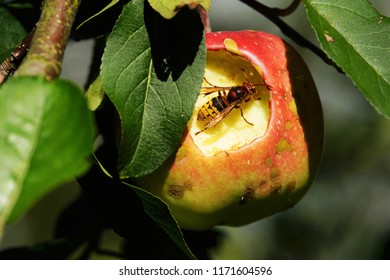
85, 75, 105, 111
76, 0, 120, 30
0, 77, 95, 233
101, 0, 205, 178
304, 0, 390, 117
148, 0, 211, 19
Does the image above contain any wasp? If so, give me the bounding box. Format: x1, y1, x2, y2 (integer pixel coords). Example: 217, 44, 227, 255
195, 70, 269, 135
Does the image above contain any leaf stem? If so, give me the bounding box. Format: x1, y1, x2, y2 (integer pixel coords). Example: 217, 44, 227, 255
238, 0, 343, 73
15, 0, 82, 79
197, 6, 211, 33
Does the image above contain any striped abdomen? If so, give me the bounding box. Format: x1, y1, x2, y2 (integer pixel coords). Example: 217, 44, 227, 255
197, 95, 229, 121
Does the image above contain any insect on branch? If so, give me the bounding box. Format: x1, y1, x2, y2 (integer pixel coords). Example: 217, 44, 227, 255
0, 28, 36, 85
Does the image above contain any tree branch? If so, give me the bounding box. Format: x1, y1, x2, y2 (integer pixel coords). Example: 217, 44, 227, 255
15, 0, 82, 80
272, 0, 301, 17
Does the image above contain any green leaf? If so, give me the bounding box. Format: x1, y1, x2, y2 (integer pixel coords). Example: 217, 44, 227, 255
304, 0, 390, 117
0, 77, 95, 232
76, 0, 120, 30
0, 7, 26, 62
94, 159, 195, 259
148, 0, 211, 19
127, 183, 196, 259
85, 75, 105, 111
101, 0, 205, 178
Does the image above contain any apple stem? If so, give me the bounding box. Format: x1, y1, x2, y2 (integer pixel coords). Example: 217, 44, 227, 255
238, 0, 343, 73
197, 6, 212, 33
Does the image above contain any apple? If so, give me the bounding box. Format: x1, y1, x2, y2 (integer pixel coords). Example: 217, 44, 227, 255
136, 30, 324, 230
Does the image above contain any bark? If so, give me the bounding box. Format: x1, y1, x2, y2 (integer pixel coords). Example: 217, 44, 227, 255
15, 0, 82, 79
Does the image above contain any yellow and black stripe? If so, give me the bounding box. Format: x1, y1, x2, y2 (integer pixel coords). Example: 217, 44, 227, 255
197, 95, 229, 121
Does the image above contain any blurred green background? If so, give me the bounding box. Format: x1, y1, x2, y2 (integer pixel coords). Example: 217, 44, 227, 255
1, 0, 389, 259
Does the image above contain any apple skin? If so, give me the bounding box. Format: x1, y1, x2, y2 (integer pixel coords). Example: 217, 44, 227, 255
136, 30, 324, 230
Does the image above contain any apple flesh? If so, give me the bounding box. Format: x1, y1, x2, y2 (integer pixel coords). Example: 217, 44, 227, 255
136, 30, 323, 230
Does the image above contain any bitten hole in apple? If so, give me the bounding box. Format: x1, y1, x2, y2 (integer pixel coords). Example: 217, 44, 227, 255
188, 50, 271, 156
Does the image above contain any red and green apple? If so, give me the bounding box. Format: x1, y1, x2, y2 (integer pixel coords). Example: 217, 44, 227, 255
136, 30, 324, 230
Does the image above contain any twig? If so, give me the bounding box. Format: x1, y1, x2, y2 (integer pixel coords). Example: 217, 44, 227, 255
238, 0, 343, 73
15, 0, 82, 80
272, 0, 301, 17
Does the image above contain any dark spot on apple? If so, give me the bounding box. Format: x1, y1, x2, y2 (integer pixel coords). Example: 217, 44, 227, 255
168, 182, 192, 199
285, 181, 296, 193
270, 167, 280, 180
168, 185, 184, 198
238, 187, 255, 205
258, 179, 267, 188
270, 184, 282, 195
